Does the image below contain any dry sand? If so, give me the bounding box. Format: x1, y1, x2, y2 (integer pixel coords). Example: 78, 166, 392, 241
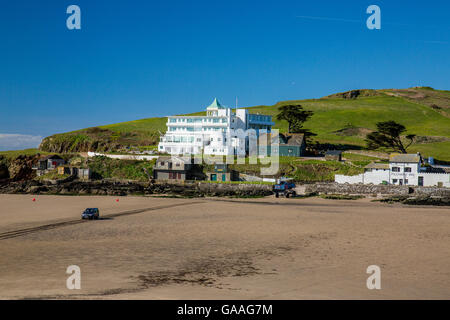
0, 194, 449, 299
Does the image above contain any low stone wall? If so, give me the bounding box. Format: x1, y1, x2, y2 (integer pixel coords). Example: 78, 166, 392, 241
413, 186, 450, 197
3, 179, 447, 198
0, 180, 273, 198
303, 182, 450, 197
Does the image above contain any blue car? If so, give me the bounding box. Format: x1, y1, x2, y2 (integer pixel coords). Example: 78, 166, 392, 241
273, 181, 297, 198
81, 208, 100, 220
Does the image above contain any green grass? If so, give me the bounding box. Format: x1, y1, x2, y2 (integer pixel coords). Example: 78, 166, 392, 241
87, 156, 156, 181
407, 141, 450, 162
0, 148, 52, 159
35, 170, 71, 181
292, 160, 365, 182
342, 153, 384, 161
38, 88, 450, 160
203, 180, 274, 185
100, 117, 167, 137
249, 95, 450, 144
208, 157, 367, 182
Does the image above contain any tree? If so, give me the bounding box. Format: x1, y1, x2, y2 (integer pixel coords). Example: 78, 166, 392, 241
365, 121, 416, 153
276, 105, 314, 134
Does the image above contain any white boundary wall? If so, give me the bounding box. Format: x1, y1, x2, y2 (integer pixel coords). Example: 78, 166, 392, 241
421, 173, 450, 187
87, 152, 158, 161
335, 174, 363, 184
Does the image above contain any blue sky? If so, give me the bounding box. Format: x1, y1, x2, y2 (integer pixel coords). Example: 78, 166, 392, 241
0, 0, 449, 150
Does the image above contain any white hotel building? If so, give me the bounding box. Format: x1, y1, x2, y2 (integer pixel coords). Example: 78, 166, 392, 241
158, 98, 275, 156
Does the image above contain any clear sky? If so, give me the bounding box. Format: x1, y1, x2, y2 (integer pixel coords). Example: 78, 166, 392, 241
0, 0, 449, 150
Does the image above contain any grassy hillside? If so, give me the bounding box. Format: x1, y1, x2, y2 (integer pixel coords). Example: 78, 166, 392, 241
39, 87, 450, 161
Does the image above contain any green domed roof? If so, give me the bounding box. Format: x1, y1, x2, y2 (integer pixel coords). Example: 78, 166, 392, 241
206, 98, 225, 109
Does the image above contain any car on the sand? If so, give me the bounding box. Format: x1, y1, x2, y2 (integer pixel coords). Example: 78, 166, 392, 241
81, 208, 100, 220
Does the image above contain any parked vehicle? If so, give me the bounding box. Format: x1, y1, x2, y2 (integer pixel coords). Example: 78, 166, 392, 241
81, 208, 100, 220
273, 180, 296, 198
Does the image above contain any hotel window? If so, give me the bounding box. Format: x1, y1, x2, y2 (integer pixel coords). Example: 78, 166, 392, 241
169, 118, 176, 123
393, 179, 398, 183
392, 167, 400, 172
405, 167, 412, 172
405, 179, 408, 184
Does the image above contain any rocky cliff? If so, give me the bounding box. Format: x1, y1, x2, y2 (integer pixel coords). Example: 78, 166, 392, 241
0, 155, 39, 182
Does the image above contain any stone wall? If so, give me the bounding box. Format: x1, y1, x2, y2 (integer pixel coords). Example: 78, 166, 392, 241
303, 182, 450, 197
0, 180, 273, 198
2, 179, 447, 198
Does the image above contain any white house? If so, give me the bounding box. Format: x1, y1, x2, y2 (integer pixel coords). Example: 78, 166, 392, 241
335, 153, 450, 187
158, 98, 275, 156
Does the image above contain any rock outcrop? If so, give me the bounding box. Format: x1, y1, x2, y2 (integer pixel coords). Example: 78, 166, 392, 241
0, 163, 9, 180
3, 155, 40, 181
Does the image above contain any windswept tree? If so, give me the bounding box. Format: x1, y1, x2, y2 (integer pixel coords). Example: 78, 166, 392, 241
276, 104, 314, 134
365, 121, 416, 153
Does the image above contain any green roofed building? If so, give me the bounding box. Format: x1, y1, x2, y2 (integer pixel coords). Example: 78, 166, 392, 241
258, 133, 306, 157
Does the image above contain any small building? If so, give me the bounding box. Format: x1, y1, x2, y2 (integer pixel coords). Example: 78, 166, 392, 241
279, 134, 306, 157
34, 155, 65, 176
325, 150, 342, 161
389, 153, 421, 186
77, 168, 91, 180
258, 133, 306, 157
206, 164, 239, 182
57, 166, 91, 180
37, 155, 65, 170
153, 156, 202, 181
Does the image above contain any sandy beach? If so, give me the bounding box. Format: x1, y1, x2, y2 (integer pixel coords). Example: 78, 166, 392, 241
0, 194, 449, 299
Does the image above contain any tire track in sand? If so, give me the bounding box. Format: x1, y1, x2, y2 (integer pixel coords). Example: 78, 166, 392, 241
0, 201, 204, 241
